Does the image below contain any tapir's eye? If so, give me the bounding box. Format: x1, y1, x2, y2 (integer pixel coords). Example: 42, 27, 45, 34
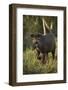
31, 34, 34, 38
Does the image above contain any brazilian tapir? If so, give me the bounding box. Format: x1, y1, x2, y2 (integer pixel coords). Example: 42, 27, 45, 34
31, 32, 56, 64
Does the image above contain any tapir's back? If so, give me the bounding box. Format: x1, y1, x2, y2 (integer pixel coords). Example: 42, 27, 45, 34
39, 32, 56, 53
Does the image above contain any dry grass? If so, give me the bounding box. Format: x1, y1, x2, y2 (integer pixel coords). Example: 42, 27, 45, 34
23, 48, 57, 74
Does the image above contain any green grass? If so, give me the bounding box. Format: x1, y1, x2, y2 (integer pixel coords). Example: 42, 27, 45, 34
23, 48, 57, 74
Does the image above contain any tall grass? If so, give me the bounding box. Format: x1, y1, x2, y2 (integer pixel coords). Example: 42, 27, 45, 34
23, 48, 57, 74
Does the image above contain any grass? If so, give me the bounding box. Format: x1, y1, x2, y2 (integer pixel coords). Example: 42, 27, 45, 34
23, 48, 57, 75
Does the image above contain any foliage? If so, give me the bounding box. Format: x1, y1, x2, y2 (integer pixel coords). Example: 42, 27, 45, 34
23, 48, 57, 74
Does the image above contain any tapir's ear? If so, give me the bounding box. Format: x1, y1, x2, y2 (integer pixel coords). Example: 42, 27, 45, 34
30, 34, 35, 38
37, 33, 43, 38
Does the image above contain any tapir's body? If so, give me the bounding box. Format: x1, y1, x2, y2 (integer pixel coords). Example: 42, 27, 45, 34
36, 32, 56, 53
31, 32, 56, 63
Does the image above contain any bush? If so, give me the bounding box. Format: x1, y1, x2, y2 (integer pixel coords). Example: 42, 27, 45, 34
23, 48, 57, 74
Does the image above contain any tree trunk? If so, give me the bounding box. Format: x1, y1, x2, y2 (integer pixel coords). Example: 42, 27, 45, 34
42, 18, 46, 35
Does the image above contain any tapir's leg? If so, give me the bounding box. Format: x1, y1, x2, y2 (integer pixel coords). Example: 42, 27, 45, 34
42, 53, 48, 64
52, 49, 55, 60
37, 50, 41, 60
55, 48, 57, 60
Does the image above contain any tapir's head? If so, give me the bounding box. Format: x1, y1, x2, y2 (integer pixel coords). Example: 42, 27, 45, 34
31, 33, 42, 44
30, 33, 43, 50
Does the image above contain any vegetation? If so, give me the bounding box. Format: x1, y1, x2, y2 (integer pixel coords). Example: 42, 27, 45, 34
23, 48, 57, 74
23, 15, 57, 74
